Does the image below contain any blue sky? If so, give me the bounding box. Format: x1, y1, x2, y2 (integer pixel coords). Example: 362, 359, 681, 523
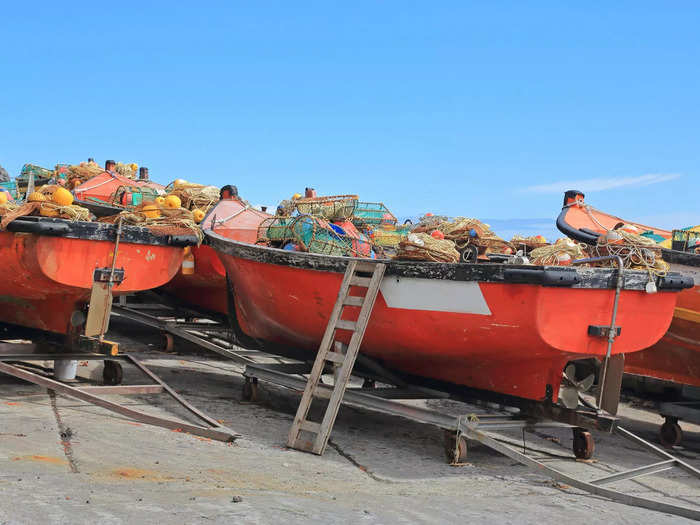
0, 2, 697, 240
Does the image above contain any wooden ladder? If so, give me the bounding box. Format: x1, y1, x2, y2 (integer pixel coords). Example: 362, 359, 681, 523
287, 260, 386, 455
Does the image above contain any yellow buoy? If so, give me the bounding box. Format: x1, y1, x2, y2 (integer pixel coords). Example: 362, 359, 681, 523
155, 196, 165, 206
164, 194, 181, 209
142, 204, 161, 219
52, 187, 74, 207
129, 163, 138, 171
28, 191, 46, 202
192, 209, 205, 223
292, 193, 302, 200
173, 179, 188, 189
0, 192, 7, 205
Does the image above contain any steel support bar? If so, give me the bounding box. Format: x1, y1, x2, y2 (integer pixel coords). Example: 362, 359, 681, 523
0, 361, 238, 442
76, 385, 164, 395
590, 460, 675, 486
245, 364, 568, 432
615, 426, 700, 478
112, 306, 252, 364
465, 427, 700, 521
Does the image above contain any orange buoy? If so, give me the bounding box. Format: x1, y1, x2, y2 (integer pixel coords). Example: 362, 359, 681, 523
0, 192, 7, 205
142, 203, 161, 219
164, 195, 181, 209
28, 192, 46, 202
39, 204, 59, 217
431, 230, 445, 240
52, 187, 74, 207
192, 209, 205, 223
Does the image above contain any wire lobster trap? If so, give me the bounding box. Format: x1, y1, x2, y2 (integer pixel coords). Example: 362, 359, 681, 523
294, 195, 358, 221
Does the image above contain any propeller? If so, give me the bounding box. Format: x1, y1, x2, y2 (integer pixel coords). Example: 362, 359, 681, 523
558, 363, 595, 409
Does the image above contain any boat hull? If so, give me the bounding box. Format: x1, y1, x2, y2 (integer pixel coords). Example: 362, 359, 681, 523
557, 193, 700, 388
208, 233, 680, 402
162, 198, 270, 314
0, 222, 188, 335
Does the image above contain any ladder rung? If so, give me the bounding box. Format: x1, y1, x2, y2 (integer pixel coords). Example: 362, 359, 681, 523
325, 351, 346, 364
335, 319, 357, 331
349, 276, 371, 287
299, 420, 321, 434
353, 261, 377, 272
342, 295, 365, 307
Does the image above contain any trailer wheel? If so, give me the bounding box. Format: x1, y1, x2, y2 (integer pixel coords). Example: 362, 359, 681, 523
242, 378, 258, 402
103, 360, 123, 386
443, 430, 468, 464
572, 427, 595, 459
660, 418, 683, 448
460, 245, 479, 263
161, 333, 174, 353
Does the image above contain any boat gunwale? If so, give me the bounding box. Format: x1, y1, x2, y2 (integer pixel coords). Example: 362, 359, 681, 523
204, 229, 688, 292
4, 216, 198, 247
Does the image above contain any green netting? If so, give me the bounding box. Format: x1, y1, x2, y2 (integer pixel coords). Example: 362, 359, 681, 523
258, 215, 366, 257
371, 225, 411, 248
353, 202, 397, 227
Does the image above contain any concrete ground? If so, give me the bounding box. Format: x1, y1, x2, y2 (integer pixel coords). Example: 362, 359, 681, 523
1, 324, 700, 524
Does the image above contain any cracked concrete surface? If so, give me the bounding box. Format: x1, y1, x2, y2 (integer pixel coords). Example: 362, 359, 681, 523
1, 326, 700, 524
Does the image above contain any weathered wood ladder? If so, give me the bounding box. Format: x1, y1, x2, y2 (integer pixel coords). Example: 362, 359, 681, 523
287, 260, 386, 454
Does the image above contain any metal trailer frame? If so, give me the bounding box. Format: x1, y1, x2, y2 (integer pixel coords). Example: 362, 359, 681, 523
0, 342, 238, 443
243, 361, 700, 521
110, 294, 700, 520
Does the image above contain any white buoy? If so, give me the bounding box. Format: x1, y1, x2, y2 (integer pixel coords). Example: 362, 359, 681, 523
54, 359, 78, 381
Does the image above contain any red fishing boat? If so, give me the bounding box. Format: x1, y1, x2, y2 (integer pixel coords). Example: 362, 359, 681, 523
162, 196, 271, 314
205, 227, 689, 406
73, 170, 164, 210
557, 190, 700, 387
0, 215, 196, 338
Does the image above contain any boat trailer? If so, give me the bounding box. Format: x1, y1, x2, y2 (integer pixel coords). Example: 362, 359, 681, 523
0, 338, 238, 443
109, 284, 700, 520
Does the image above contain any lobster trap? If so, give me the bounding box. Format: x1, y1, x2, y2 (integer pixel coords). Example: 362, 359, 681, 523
295, 195, 358, 221
258, 215, 371, 257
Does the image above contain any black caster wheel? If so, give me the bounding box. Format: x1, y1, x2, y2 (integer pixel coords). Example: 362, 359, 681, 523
572, 427, 595, 459
161, 333, 175, 353
443, 430, 468, 464
660, 418, 683, 448
103, 360, 123, 386
242, 378, 258, 402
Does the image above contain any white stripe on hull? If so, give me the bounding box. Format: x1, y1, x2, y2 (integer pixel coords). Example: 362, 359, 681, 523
380, 277, 492, 315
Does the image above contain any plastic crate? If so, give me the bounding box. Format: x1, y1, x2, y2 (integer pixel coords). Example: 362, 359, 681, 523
671, 228, 700, 252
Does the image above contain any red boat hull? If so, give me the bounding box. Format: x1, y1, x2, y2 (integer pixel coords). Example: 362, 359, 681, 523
0, 230, 185, 335
208, 234, 679, 402
558, 193, 700, 387
162, 198, 270, 314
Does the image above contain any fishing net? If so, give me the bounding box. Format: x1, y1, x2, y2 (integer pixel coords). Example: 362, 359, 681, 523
510, 234, 550, 253
369, 225, 411, 249
167, 183, 220, 211
412, 214, 448, 232
352, 202, 398, 228
435, 217, 514, 255
295, 195, 358, 221
65, 161, 103, 188
592, 230, 669, 277
530, 239, 589, 266
99, 204, 204, 243
258, 215, 370, 257
115, 162, 137, 179
395, 233, 460, 263
0, 201, 92, 230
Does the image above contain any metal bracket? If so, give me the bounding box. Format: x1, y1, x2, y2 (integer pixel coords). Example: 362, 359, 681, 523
93, 267, 125, 284
79, 335, 119, 356
588, 325, 621, 338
